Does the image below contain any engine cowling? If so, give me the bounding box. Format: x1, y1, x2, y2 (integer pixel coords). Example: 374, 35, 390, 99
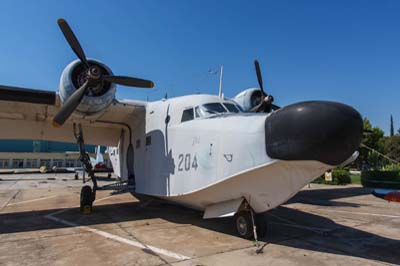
233, 88, 263, 111
59, 59, 116, 116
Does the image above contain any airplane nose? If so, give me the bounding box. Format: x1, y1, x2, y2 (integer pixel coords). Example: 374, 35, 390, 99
265, 101, 363, 165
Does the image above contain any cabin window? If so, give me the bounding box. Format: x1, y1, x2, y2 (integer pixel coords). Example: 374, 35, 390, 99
181, 108, 194, 122
223, 103, 240, 113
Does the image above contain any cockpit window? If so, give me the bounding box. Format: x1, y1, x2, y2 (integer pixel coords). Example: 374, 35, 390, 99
181, 108, 194, 122
194, 102, 242, 118
223, 103, 240, 113
201, 103, 227, 115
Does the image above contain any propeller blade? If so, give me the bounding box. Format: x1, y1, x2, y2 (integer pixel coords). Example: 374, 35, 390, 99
52, 80, 89, 127
102, 75, 154, 88
254, 60, 264, 95
271, 104, 280, 110
57, 18, 89, 68
250, 102, 263, 112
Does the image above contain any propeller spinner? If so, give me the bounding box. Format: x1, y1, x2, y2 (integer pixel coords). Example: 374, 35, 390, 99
52, 19, 154, 127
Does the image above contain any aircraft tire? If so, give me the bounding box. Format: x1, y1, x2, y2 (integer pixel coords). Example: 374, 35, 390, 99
234, 211, 253, 239
80, 185, 93, 214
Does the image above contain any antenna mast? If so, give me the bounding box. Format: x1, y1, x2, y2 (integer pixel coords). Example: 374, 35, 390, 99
218, 65, 223, 98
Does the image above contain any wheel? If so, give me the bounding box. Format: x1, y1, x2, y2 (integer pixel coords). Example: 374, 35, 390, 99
107, 173, 111, 179
74, 172, 79, 180
234, 211, 253, 239
255, 213, 267, 238
80, 185, 93, 214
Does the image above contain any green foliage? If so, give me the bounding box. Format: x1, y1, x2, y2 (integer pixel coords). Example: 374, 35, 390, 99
333, 169, 351, 184
356, 118, 386, 169
362, 119, 385, 151
361, 170, 400, 189
347, 117, 400, 170
313, 169, 351, 185
383, 136, 400, 163
361, 170, 399, 180
383, 164, 400, 171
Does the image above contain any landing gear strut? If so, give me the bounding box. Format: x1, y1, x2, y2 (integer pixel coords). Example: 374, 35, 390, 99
234, 210, 266, 239
74, 123, 97, 214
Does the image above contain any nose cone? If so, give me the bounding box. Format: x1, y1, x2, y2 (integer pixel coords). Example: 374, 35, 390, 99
265, 101, 363, 165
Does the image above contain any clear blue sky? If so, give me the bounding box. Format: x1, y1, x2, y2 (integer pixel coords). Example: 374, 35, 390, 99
0, 0, 399, 134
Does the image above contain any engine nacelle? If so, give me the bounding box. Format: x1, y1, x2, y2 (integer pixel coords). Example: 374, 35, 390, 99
233, 88, 263, 111
59, 59, 116, 116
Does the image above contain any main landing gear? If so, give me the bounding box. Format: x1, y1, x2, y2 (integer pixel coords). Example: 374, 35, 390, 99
74, 124, 97, 214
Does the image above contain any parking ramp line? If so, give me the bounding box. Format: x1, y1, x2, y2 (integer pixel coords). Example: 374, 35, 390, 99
7, 195, 59, 206
44, 209, 191, 261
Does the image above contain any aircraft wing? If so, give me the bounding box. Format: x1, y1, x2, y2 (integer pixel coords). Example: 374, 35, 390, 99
0, 86, 146, 146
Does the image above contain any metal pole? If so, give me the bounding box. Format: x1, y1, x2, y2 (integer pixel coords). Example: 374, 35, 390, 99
218, 65, 223, 98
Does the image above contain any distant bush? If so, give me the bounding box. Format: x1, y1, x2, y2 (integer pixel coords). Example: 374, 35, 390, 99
313, 169, 351, 185
333, 169, 351, 184
361, 170, 400, 189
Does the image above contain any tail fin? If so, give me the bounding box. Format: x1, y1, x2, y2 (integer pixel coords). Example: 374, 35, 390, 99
95, 145, 104, 164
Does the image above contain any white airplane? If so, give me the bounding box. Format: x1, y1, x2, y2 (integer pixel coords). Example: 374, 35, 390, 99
0, 19, 363, 239
53, 145, 112, 179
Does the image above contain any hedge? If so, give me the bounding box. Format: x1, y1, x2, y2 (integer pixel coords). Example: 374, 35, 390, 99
361, 170, 400, 189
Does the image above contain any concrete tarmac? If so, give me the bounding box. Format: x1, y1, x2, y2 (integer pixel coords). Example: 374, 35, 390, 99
0, 173, 399, 266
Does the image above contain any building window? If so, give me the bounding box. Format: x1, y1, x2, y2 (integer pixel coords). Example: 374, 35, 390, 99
39, 159, 51, 168
12, 159, 24, 168
65, 159, 75, 167
0, 159, 9, 169
25, 159, 37, 168
52, 159, 64, 168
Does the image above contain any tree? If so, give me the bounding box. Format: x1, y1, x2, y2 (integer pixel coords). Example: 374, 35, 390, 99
390, 114, 394, 137
384, 136, 400, 163
357, 118, 385, 169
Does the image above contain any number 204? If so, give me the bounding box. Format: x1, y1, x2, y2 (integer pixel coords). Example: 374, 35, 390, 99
178, 154, 198, 171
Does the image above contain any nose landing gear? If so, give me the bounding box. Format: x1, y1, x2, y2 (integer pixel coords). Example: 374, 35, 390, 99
234, 210, 267, 239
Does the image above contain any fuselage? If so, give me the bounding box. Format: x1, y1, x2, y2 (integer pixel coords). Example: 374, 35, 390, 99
109, 94, 362, 214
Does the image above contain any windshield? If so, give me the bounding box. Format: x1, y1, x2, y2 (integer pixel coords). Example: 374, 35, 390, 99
196, 103, 227, 117
223, 103, 240, 113
195, 102, 241, 118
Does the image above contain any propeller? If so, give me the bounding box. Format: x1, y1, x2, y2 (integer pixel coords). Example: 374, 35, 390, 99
52, 19, 154, 127
250, 59, 279, 113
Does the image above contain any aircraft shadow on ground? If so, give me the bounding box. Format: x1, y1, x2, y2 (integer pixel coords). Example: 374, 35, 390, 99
287, 186, 372, 207
0, 187, 398, 264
